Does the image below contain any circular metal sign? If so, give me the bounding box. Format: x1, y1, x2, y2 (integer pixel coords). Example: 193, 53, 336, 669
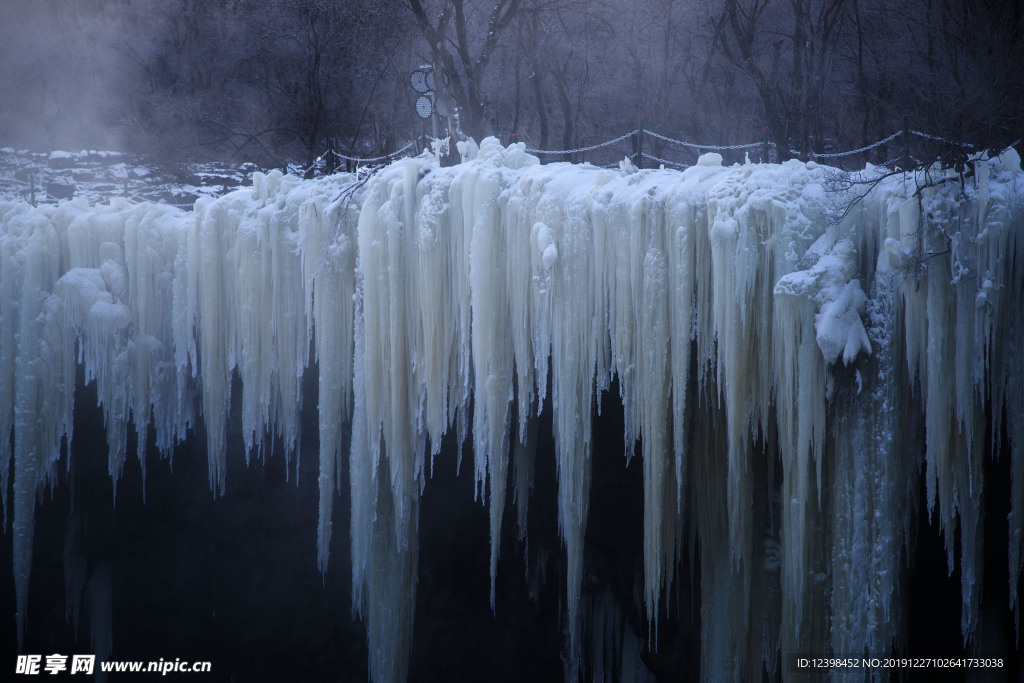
425, 70, 436, 92
410, 70, 429, 94
415, 95, 433, 119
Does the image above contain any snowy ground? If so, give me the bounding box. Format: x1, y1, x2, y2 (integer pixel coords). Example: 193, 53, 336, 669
0, 147, 296, 208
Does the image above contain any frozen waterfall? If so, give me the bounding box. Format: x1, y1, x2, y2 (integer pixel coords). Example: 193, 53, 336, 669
2, 138, 1023, 681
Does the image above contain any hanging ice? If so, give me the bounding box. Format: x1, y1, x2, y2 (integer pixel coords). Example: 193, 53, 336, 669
2, 141, 1023, 682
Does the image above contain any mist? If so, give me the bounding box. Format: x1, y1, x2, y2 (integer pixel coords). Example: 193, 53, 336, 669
1, 0, 1019, 168
0, 1, 133, 152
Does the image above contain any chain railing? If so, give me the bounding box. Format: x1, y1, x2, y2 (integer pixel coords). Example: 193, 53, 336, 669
645, 129, 763, 152
805, 130, 905, 159
509, 122, 993, 173
524, 130, 638, 156
5, 124, 1007, 210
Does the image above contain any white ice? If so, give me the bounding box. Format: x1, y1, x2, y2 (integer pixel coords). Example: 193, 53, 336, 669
2, 141, 1022, 683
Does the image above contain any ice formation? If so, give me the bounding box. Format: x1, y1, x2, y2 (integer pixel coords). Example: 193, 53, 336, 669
2, 139, 1023, 681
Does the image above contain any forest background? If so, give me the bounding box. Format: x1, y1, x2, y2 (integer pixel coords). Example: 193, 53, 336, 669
0, 0, 1020, 168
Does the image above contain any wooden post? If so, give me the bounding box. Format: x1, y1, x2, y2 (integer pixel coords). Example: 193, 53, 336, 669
902, 115, 910, 167
763, 126, 770, 163
325, 138, 336, 175
636, 116, 645, 169
30, 174, 35, 207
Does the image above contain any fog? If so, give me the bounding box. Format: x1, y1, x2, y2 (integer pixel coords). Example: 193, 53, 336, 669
1, 0, 1019, 168
0, 2, 132, 152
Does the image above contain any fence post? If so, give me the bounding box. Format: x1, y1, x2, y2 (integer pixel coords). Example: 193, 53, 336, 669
902, 115, 910, 167
636, 116, 645, 169
763, 126, 770, 163
326, 138, 336, 175
124, 174, 129, 196
30, 174, 35, 207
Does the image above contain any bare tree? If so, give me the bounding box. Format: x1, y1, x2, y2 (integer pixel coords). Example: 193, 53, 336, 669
1, 0, 1018, 169
407, 0, 524, 139
713, 0, 850, 156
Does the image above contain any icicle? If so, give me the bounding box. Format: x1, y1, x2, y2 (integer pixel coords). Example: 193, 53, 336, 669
466, 140, 519, 606
349, 276, 372, 615
0, 206, 18, 528
351, 166, 423, 680
300, 175, 360, 572
412, 166, 459, 457
186, 197, 233, 493
7, 203, 68, 649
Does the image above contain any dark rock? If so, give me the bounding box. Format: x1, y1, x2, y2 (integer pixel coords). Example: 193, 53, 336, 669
47, 154, 77, 169
200, 175, 236, 186
46, 181, 75, 200
163, 192, 198, 207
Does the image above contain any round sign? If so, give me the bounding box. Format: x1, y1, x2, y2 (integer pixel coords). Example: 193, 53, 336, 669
410, 71, 429, 94
415, 95, 433, 119
425, 70, 436, 92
